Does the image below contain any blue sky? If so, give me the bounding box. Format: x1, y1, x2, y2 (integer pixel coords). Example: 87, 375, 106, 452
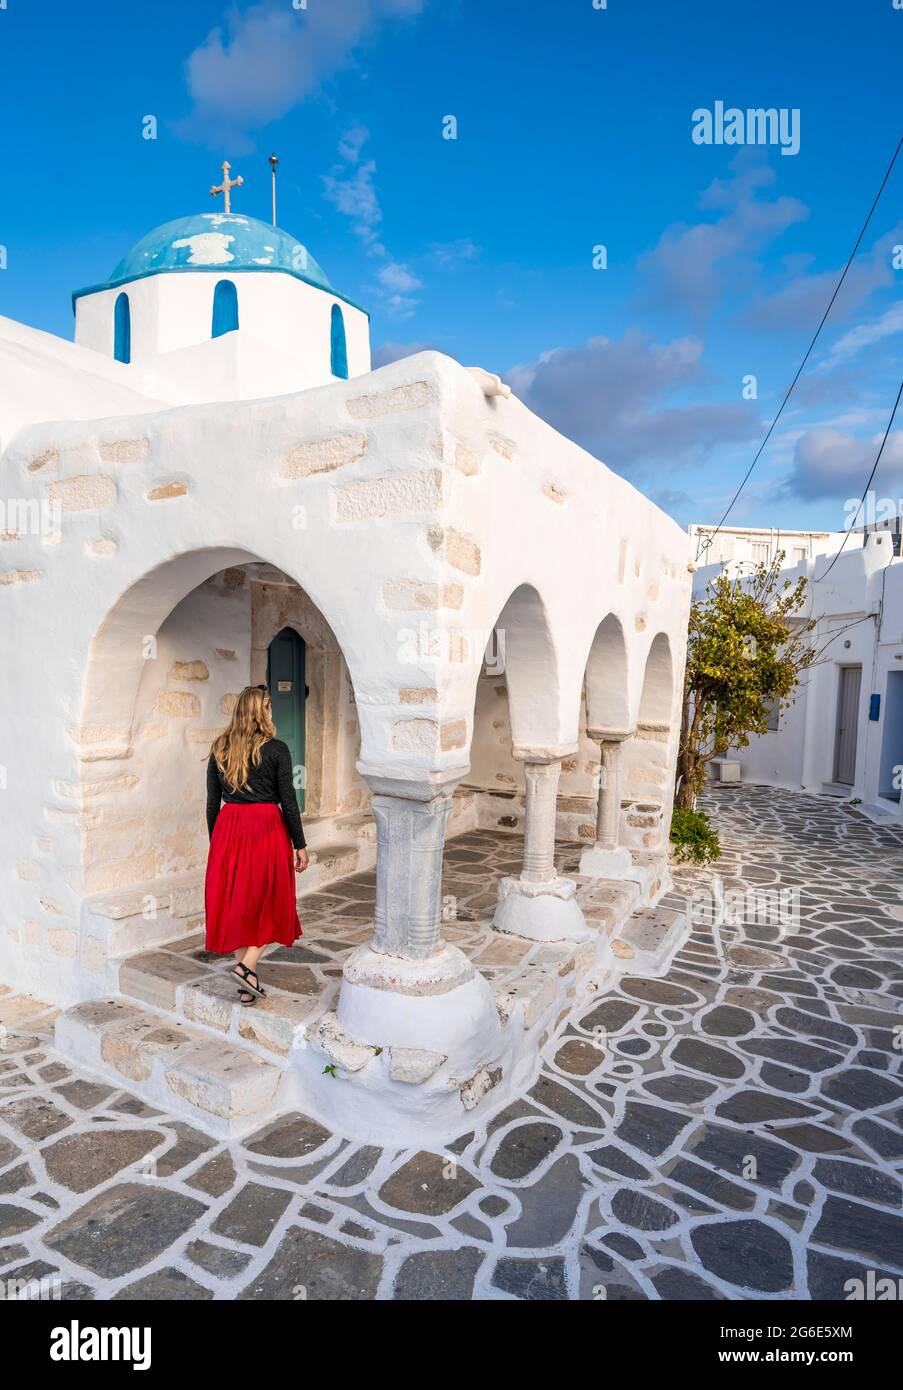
1, 0, 900, 530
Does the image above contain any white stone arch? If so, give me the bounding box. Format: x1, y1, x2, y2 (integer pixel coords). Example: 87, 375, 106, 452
79, 546, 356, 738
637, 631, 675, 728
583, 613, 631, 735
75, 544, 361, 901
485, 581, 562, 755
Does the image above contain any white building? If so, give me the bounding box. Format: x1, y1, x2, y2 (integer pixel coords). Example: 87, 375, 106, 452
693, 530, 903, 823
0, 194, 692, 1143
689, 522, 834, 570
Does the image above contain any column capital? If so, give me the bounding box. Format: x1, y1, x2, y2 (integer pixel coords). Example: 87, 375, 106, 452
586, 726, 635, 744
511, 743, 577, 764
356, 761, 469, 802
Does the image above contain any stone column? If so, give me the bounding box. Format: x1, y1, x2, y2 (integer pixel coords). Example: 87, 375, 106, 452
579, 728, 635, 877
336, 766, 501, 1062
494, 751, 589, 943
370, 790, 452, 960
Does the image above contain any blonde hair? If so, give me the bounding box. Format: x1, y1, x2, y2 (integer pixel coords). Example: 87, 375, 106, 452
210, 686, 276, 791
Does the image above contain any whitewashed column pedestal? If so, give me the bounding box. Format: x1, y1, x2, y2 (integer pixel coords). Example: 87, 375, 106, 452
336, 767, 501, 1065
494, 749, 590, 943
579, 727, 635, 878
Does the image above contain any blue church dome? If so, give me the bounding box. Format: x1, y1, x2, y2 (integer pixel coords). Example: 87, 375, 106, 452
73, 213, 364, 312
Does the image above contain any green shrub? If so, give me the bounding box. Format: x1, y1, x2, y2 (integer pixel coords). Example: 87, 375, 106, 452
670, 807, 721, 865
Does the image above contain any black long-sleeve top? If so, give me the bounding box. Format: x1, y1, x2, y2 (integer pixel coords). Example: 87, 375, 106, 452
206, 738, 306, 849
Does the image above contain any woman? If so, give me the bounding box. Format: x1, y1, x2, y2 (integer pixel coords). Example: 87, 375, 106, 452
205, 684, 309, 1006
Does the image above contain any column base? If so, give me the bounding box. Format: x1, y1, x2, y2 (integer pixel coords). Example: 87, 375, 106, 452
335, 942, 501, 1069
579, 843, 635, 879
493, 875, 592, 943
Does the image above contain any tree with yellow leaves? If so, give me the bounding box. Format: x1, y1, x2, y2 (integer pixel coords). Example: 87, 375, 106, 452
676, 555, 817, 812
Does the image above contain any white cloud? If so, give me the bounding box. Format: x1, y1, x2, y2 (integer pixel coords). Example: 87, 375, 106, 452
176, 0, 429, 147
323, 151, 384, 253
430, 238, 481, 268
638, 155, 808, 320
784, 425, 903, 502
508, 329, 759, 484
820, 301, 903, 368
324, 127, 424, 315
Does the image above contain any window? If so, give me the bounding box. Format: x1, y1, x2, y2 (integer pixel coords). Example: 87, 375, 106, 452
330, 303, 348, 379
765, 698, 780, 732
751, 541, 770, 563
211, 280, 239, 338
794, 546, 807, 563
113, 292, 131, 364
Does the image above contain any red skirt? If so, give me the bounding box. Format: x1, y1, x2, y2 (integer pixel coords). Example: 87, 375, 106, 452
204, 803, 301, 953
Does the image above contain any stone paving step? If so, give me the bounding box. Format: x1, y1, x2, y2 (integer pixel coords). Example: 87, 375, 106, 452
612, 901, 689, 976
54, 998, 286, 1138
116, 949, 328, 1063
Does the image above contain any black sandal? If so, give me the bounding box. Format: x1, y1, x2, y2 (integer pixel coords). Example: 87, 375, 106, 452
229, 963, 266, 999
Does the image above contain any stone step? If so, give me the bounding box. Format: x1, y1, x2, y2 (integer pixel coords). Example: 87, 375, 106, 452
611, 899, 689, 976
577, 878, 642, 937
54, 998, 286, 1138
116, 949, 329, 1062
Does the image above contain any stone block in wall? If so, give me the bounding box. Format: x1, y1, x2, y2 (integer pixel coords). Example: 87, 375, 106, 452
154, 690, 202, 718
83, 852, 157, 895
86, 537, 118, 556
169, 661, 209, 682
47, 475, 116, 511
441, 719, 467, 751
282, 432, 367, 478
454, 442, 480, 476
27, 447, 60, 475
427, 526, 481, 576
335, 470, 442, 523
23, 920, 44, 946
345, 380, 431, 418
187, 726, 225, 745
488, 435, 515, 460
48, 928, 77, 957
399, 687, 438, 704
146, 482, 188, 501
98, 438, 149, 464
382, 578, 463, 611
0, 568, 42, 585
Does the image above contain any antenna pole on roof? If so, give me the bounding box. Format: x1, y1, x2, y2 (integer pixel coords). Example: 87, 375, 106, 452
268, 153, 279, 228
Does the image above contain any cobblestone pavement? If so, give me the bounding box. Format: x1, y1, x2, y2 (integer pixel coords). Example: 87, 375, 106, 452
1, 787, 901, 1301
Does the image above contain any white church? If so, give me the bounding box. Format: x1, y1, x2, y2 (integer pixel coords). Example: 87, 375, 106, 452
0, 169, 693, 1143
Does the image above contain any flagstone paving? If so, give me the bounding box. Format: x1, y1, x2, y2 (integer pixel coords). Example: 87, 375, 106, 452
1, 786, 901, 1300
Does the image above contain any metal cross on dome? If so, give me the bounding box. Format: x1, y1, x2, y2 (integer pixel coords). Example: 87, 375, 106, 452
209, 160, 244, 214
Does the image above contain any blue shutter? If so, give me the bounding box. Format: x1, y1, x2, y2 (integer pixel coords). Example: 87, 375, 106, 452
113, 292, 131, 364
330, 303, 348, 379
212, 280, 239, 338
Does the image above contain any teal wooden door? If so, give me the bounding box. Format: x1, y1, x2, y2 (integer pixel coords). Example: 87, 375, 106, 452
266, 627, 306, 811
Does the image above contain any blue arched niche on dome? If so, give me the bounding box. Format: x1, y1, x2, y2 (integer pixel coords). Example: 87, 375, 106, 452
113, 292, 131, 364
330, 303, 348, 379
212, 280, 239, 338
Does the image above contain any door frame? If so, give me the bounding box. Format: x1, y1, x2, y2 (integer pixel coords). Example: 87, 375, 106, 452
832, 663, 862, 786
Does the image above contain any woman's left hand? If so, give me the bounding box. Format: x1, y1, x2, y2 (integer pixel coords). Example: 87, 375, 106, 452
295, 848, 309, 873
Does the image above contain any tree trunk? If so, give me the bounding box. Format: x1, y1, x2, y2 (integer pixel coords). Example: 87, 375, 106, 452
675, 776, 697, 812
